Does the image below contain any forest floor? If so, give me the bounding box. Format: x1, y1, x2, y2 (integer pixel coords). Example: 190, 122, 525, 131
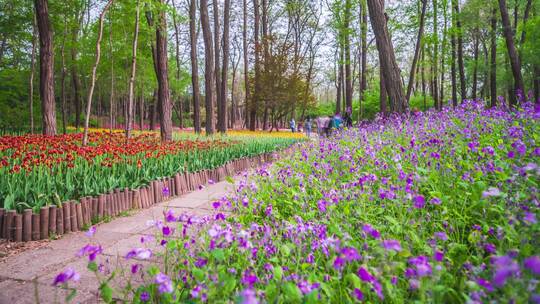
0, 179, 233, 304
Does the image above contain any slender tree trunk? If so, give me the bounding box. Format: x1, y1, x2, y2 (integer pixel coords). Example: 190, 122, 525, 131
367, 0, 406, 113
154, 0, 173, 141
380, 68, 387, 115
432, 0, 439, 108
29, 15, 37, 134
219, 0, 231, 133
344, 0, 353, 111
250, 0, 260, 130
359, 0, 367, 120
498, 0, 524, 106
406, 0, 427, 104
82, 0, 113, 145
213, 0, 222, 131
421, 44, 427, 110
125, 0, 139, 140
490, 6, 497, 107
453, 0, 466, 100
201, 0, 215, 135
139, 90, 144, 130
172, 0, 183, 129
519, 0, 533, 46
440, 0, 448, 105
472, 29, 479, 100
35, 0, 56, 135
243, 0, 250, 129
189, 0, 201, 133
451, 0, 457, 107
336, 46, 343, 115
71, 6, 84, 130
108, 15, 115, 132
60, 20, 67, 134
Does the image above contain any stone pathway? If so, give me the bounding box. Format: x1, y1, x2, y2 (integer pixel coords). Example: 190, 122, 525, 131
0, 180, 234, 304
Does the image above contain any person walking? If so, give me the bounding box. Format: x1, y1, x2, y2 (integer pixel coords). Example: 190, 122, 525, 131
333, 113, 343, 130
325, 115, 334, 137
289, 118, 296, 133
304, 116, 312, 137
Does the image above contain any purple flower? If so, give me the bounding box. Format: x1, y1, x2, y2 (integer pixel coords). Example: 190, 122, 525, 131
430, 197, 441, 205
212, 201, 221, 209
155, 273, 173, 294
482, 187, 501, 198
52, 268, 80, 286
352, 288, 364, 301
434, 231, 448, 241
208, 179, 215, 185
341, 247, 361, 262
381, 239, 402, 252
165, 209, 176, 222
317, 200, 327, 213
434, 250, 444, 262
241, 270, 258, 287
215, 213, 226, 220
491, 255, 519, 287
524, 256, 540, 275
77, 244, 103, 261
195, 258, 208, 268
85, 226, 96, 237
140, 291, 150, 302
358, 267, 374, 282
484, 243, 496, 254
239, 288, 259, 304
125, 248, 152, 260
409, 256, 432, 277
131, 264, 140, 274
413, 195, 425, 208
162, 226, 173, 237
524, 212, 537, 224
476, 278, 493, 292
162, 187, 170, 197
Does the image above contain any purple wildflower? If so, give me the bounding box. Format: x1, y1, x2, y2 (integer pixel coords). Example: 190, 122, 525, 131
524, 256, 540, 275
352, 288, 364, 301
358, 267, 374, 282
140, 291, 150, 302
381, 239, 402, 252
162, 187, 170, 197
241, 270, 258, 287
239, 288, 259, 304
413, 195, 425, 208
85, 226, 96, 237
482, 187, 501, 198
52, 268, 80, 286
491, 255, 519, 287
77, 244, 103, 261
125, 248, 152, 260
476, 278, 494, 292
212, 201, 221, 209
155, 273, 173, 294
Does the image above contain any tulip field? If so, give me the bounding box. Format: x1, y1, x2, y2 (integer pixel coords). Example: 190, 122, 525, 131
0, 131, 301, 213
57, 100, 540, 303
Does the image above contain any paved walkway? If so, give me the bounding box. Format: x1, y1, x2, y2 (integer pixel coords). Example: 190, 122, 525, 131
0, 180, 234, 304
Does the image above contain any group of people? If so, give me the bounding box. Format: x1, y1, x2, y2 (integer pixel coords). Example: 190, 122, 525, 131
289, 109, 353, 137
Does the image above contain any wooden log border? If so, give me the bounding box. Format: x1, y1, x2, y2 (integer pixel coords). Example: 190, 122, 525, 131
0, 150, 286, 242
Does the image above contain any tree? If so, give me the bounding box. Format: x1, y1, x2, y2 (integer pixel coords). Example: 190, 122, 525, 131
219, 0, 231, 133
498, 0, 524, 106
189, 0, 201, 133
34, 0, 56, 135
29, 15, 37, 134
154, 0, 173, 141
201, 0, 215, 135
432, 0, 439, 108
452, 0, 466, 100
250, 0, 260, 131
490, 5, 497, 107
242, 0, 250, 129
125, 0, 140, 140
359, 0, 367, 120
406, 0, 428, 104
367, 0, 406, 113
82, 0, 114, 146
344, 0, 353, 112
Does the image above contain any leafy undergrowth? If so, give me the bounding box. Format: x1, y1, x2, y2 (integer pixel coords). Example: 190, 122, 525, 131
59, 100, 539, 303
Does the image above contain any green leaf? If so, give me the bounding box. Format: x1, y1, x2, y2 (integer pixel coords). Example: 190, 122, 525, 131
192, 268, 205, 281
274, 265, 283, 281
99, 283, 113, 303
283, 282, 302, 302
211, 249, 225, 261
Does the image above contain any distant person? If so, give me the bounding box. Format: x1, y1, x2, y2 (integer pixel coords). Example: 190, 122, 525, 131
333, 113, 343, 130
344, 111, 352, 128
290, 118, 296, 133
325, 115, 334, 137
304, 117, 312, 137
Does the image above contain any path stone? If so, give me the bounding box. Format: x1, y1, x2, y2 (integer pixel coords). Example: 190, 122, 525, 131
0, 179, 236, 304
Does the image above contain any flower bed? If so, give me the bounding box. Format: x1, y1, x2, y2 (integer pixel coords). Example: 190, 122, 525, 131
60, 101, 538, 303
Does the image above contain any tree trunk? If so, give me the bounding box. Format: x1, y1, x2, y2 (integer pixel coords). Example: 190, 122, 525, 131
71, 6, 84, 130
439, 0, 448, 106
190, 0, 201, 133
242, 0, 250, 129
336, 46, 343, 115
82, 0, 113, 145
139, 91, 144, 130
359, 0, 367, 120
155, 0, 173, 141
172, 0, 183, 129
472, 29, 479, 100
498, 0, 524, 107
34, 0, 56, 135
380, 68, 387, 115
213, 0, 222, 131
60, 20, 67, 134
451, 1, 458, 107
250, 0, 260, 131
29, 15, 37, 134
490, 6, 497, 107
453, 0, 466, 100
406, 0, 427, 104
344, 0, 353, 112
108, 15, 115, 132
432, 0, 439, 108
201, 0, 215, 135
367, 0, 406, 113
125, 0, 139, 140
519, 0, 533, 46
421, 44, 427, 110
219, 0, 231, 133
